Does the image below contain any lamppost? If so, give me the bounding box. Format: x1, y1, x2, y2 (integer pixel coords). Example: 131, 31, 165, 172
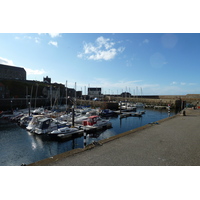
10, 100, 13, 113
72, 105, 75, 127
28, 102, 31, 116
67, 96, 75, 127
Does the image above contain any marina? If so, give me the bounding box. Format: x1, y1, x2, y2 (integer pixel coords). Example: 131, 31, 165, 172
0, 107, 177, 166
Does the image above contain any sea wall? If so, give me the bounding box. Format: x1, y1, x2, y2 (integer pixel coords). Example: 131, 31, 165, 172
1, 95, 199, 111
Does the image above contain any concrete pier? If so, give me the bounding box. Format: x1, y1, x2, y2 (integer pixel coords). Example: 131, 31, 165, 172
29, 108, 200, 166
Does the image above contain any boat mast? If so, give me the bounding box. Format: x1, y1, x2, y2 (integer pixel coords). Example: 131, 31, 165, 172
66, 81, 67, 110
74, 82, 76, 109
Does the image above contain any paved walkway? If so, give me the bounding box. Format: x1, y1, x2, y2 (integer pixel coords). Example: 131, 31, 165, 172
29, 108, 200, 166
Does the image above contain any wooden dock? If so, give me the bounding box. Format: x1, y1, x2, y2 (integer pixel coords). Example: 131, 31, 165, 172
57, 130, 84, 140
154, 106, 167, 109
120, 112, 143, 118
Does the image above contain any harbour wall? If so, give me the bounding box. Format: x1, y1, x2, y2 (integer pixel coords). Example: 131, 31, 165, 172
77, 97, 185, 110
1, 95, 199, 111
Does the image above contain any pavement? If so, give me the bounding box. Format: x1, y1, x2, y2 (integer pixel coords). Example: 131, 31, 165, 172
29, 108, 200, 166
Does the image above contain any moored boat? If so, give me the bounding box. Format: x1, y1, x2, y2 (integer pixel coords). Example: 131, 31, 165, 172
33, 117, 68, 134
48, 127, 83, 139
82, 115, 112, 132
99, 109, 117, 117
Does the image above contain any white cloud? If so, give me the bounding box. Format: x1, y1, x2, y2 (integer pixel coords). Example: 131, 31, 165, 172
181, 82, 186, 85
48, 33, 61, 38
118, 47, 125, 53
189, 83, 196, 86
48, 41, 58, 47
0, 56, 45, 75
96, 36, 115, 49
78, 36, 125, 61
139, 39, 149, 46
171, 81, 177, 85
35, 37, 40, 43
143, 39, 149, 44
0, 57, 14, 66
170, 82, 197, 87
88, 48, 117, 61
150, 52, 167, 69
24, 36, 32, 40
24, 67, 46, 75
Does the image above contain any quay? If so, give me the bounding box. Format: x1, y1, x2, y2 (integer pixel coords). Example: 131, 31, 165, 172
29, 108, 200, 166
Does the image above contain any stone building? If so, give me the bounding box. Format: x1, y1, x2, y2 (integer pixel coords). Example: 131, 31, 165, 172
0, 64, 26, 80
0, 82, 6, 98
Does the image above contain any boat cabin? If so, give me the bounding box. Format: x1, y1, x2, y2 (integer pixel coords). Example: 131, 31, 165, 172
37, 117, 52, 129
82, 115, 100, 126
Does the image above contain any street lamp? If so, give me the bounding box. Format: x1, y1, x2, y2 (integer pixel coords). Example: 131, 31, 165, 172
10, 100, 13, 113
67, 96, 75, 127
28, 102, 31, 116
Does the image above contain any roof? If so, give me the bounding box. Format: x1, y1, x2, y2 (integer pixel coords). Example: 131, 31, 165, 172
88, 115, 99, 119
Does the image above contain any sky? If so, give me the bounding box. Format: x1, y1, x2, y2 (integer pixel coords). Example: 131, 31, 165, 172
1, 33, 200, 95
1, 1, 200, 96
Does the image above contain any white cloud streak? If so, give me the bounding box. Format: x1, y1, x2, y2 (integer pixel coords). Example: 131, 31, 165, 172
48, 33, 61, 38
48, 41, 58, 47
0, 57, 14, 65
78, 36, 125, 61
24, 67, 46, 75
171, 81, 197, 87
0, 57, 45, 75
143, 39, 149, 44
38, 33, 61, 38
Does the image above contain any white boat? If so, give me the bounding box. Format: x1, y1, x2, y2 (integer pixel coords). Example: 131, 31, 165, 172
59, 110, 98, 124
134, 102, 145, 108
32, 107, 45, 115
120, 103, 136, 111
33, 117, 68, 134
26, 115, 44, 131
19, 115, 32, 127
48, 127, 82, 137
82, 115, 112, 132
74, 115, 90, 124
99, 109, 117, 116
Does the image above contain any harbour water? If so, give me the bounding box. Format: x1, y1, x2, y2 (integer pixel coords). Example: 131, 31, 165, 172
0, 108, 176, 166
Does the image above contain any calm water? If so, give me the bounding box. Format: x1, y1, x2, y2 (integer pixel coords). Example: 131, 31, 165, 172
0, 108, 176, 166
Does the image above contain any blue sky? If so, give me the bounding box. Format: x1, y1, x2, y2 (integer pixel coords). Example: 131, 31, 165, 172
0, 33, 200, 95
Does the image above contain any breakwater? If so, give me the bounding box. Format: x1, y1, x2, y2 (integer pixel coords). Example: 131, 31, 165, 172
1, 94, 199, 111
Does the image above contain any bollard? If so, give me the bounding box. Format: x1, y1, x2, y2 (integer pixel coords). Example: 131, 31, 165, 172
168, 104, 170, 116
183, 110, 186, 116
83, 132, 87, 147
